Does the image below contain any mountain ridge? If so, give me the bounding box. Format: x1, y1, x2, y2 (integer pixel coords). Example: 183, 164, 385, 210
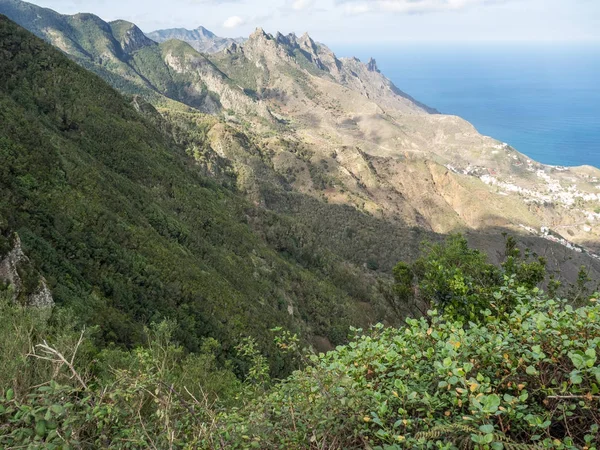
0, 13, 395, 357
1, 1, 599, 285
147, 25, 246, 54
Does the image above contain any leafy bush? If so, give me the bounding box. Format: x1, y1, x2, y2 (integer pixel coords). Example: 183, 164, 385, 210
390, 235, 548, 322
0, 306, 242, 449
217, 282, 600, 449
2, 282, 598, 449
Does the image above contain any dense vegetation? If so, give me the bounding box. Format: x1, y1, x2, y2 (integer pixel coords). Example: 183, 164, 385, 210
230, 289, 599, 449
1, 14, 599, 450
1, 247, 599, 449
0, 15, 379, 370
386, 235, 548, 321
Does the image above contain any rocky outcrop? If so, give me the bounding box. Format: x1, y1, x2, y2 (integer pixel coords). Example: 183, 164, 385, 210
224, 42, 243, 55
0, 234, 54, 308
366, 57, 379, 73
313, 39, 343, 75
244, 28, 295, 65
245, 29, 331, 74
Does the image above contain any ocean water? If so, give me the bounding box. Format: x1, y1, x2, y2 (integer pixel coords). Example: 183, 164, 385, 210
332, 43, 600, 168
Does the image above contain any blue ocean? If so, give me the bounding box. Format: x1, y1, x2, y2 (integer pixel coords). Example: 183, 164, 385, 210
332, 43, 600, 168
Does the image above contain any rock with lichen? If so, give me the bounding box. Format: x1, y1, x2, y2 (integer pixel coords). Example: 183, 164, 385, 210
0, 234, 54, 308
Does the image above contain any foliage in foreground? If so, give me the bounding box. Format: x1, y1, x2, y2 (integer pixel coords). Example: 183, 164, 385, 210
1, 281, 599, 449
223, 282, 599, 449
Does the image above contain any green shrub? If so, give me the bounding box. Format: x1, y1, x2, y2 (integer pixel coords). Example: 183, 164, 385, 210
390, 234, 549, 323
1, 282, 599, 449
0, 318, 241, 449
217, 283, 600, 449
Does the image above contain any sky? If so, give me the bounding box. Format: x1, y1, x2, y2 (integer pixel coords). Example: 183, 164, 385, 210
30, 0, 600, 44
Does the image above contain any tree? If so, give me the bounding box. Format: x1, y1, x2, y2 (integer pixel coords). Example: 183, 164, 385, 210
501, 234, 546, 289
390, 234, 548, 322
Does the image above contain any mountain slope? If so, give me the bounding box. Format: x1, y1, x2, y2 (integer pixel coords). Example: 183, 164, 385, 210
147, 26, 246, 54
0, 14, 390, 363
2, 1, 599, 284
205, 28, 600, 256
0, 0, 269, 116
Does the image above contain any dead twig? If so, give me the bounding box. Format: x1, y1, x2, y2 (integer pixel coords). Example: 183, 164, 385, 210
547, 394, 600, 400
28, 328, 88, 390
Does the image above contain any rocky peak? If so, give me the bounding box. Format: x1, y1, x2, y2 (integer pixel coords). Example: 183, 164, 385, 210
0, 233, 54, 308
249, 27, 271, 41
366, 57, 379, 73
243, 28, 340, 75
275, 32, 299, 47
298, 32, 318, 54
195, 26, 216, 39
110, 20, 156, 54
224, 41, 244, 55
244, 27, 293, 64
301, 36, 343, 74
274, 31, 286, 44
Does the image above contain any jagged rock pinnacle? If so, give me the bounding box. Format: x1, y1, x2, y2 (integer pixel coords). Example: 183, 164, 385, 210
298, 32, 317, 52
225, 42, 243, 55
250, 27, 270, 40
367, 57, 379, 73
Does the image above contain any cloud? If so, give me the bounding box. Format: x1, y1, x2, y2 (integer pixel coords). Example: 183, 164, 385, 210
337, 0, 511, 15
223, 15, 246, 28
344, 2, 371, 13
291, 0, 314, 10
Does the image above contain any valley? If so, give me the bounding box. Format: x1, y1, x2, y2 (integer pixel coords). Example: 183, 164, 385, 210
1, 0, 599, 343
2, 0, 599, 263
0, 1, 599, 448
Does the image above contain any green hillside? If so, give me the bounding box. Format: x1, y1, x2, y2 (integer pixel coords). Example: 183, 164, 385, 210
0, 0, 228, 112
0, 13, 599, 449
1, 239, 598, 449
2, 0, 600, 291
0, 15, 377, 365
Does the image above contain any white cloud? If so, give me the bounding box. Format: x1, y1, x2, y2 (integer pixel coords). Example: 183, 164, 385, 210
344, 2, 372, 13
223, 15, 246, 28
339, 0, 511, 15
291, 0, 314, 10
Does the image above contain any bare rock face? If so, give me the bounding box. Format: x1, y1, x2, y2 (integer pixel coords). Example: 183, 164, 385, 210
0, 234, 54, 308
224, 42, 243, 55
366, 57, 379, 73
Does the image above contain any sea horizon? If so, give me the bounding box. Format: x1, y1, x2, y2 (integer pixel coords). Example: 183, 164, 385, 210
332, 41, 600, 169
